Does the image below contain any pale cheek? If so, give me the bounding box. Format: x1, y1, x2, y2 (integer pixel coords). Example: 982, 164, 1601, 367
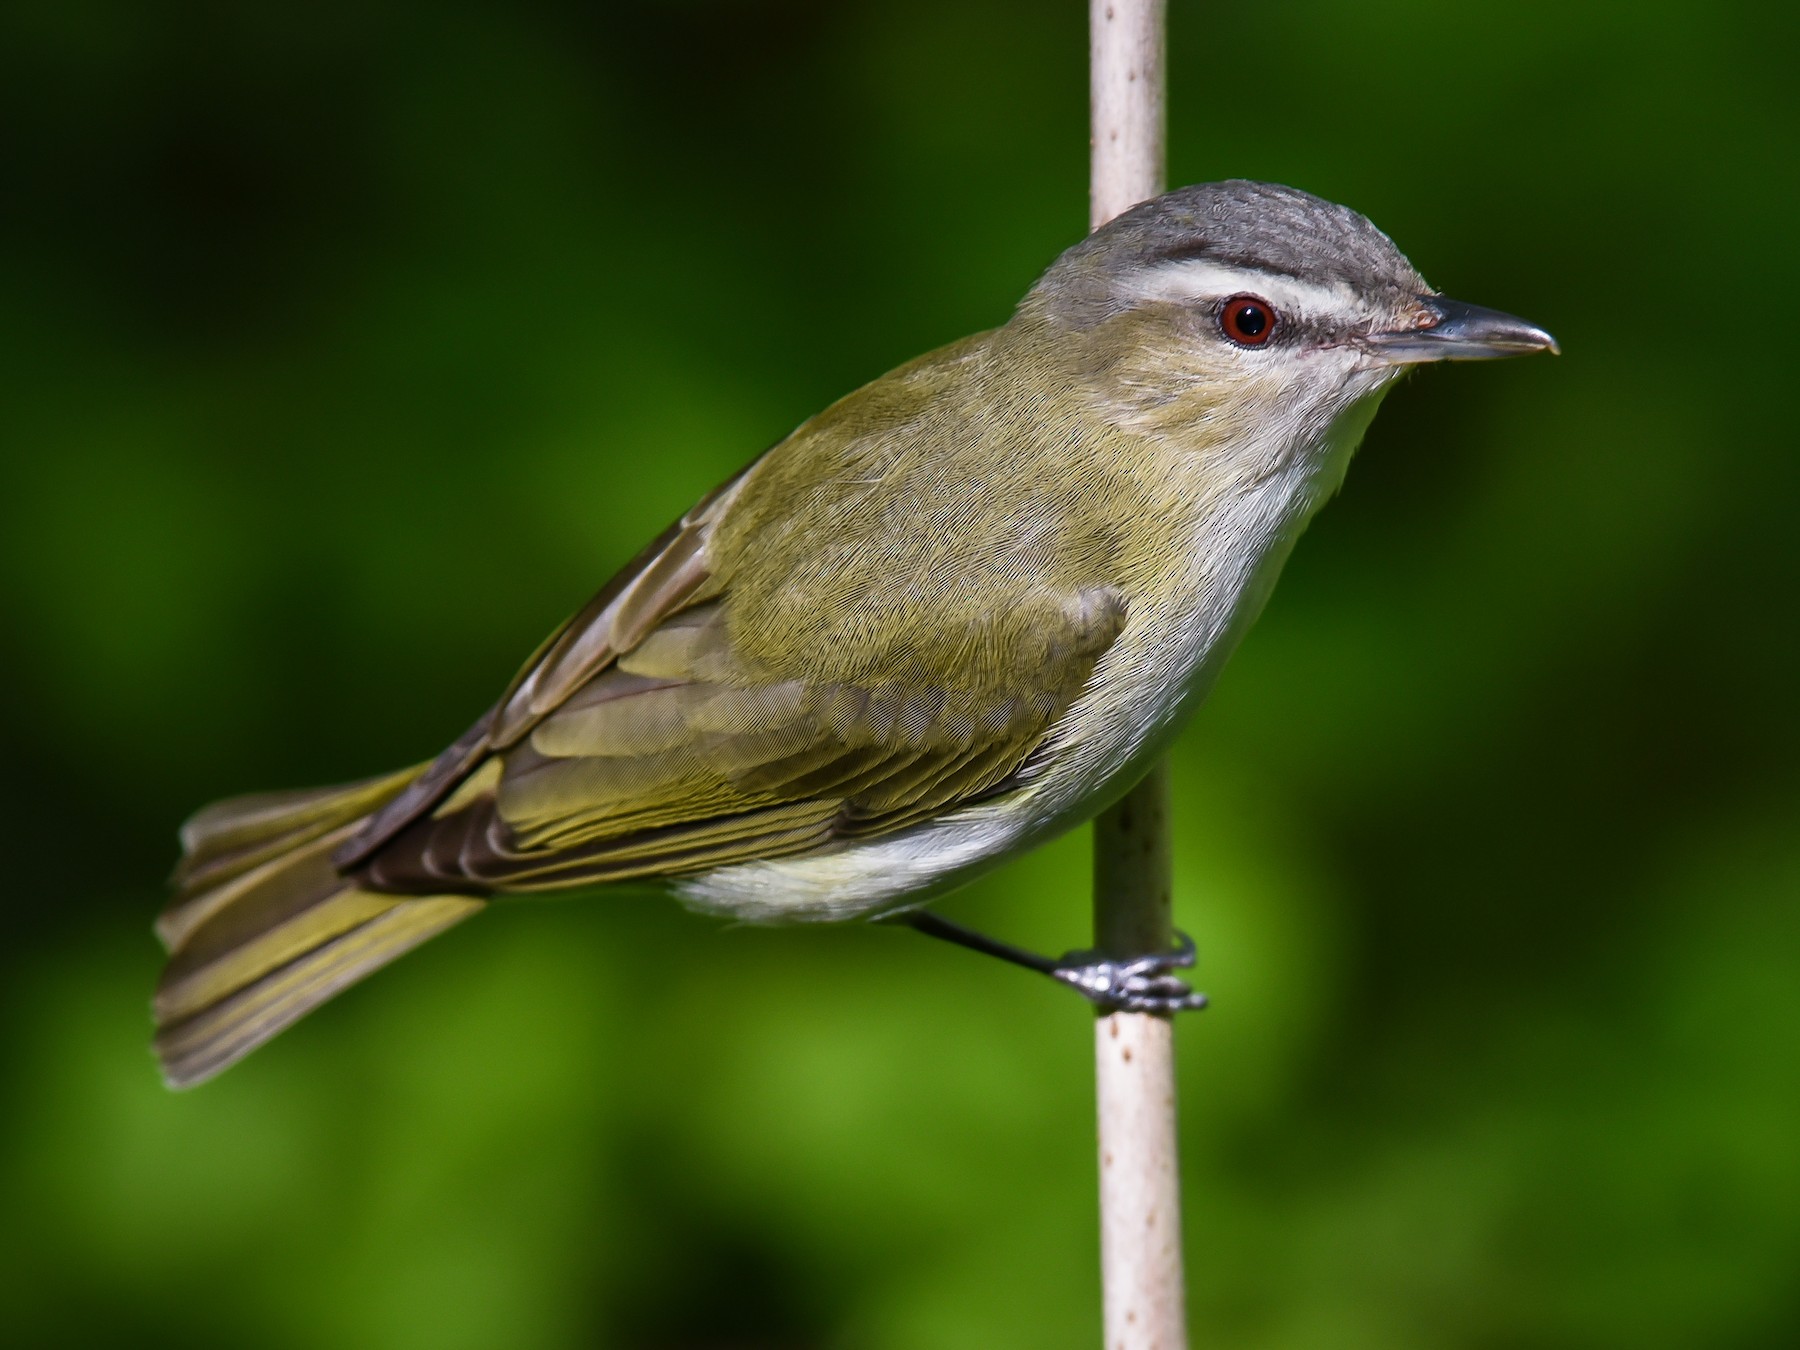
1235, 355, 1385, 460
1094, 339, 1383, 457
1236, 362, 1318, 426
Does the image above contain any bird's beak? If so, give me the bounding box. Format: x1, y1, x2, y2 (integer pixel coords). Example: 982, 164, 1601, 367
1365, 296, 1560, 363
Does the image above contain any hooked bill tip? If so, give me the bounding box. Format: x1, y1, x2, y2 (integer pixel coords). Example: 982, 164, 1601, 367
1369, 297, 1559, 363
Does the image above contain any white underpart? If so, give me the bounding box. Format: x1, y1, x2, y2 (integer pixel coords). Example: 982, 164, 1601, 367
674, 346, 1397, 924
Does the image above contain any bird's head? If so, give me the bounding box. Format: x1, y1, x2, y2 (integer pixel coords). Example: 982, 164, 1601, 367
1016, 180, 1556, 472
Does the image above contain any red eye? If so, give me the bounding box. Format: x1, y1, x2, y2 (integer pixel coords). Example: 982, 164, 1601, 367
1220, 295, 1277, 346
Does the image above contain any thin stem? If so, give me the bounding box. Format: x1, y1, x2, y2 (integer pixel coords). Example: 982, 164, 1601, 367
1090, 0, 1167, 231
1089, 1, 1186, 1346
1092, 764, 1186, 1350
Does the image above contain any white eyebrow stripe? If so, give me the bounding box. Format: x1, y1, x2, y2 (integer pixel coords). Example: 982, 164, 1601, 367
1126, 259, 1363, 322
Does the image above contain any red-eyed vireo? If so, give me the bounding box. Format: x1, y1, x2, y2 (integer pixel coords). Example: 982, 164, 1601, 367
154, 181, 1556, 1086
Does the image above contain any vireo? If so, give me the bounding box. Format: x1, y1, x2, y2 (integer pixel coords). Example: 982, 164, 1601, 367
154, 180, 1555, 1087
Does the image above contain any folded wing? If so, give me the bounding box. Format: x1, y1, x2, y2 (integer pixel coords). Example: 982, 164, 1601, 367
357, 589, 1125, 893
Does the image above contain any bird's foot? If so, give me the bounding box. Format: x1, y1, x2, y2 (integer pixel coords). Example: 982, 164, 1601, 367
894, 910, 1207, 1015
1048, 931, 1209, 1015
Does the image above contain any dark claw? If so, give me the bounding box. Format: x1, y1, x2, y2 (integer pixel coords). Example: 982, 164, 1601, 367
1049, 929, 1208, 1014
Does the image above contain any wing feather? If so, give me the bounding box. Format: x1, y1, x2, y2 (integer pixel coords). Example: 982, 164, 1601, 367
332, 468, 751, 871
353, 590, 1124, 895
333, 331, 1134, 899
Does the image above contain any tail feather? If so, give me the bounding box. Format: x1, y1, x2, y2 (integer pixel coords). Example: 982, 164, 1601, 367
156, 851, 394, 1026
163, 767, 422, 944
156, 894, 481, 1089
156, 769, 485, 1088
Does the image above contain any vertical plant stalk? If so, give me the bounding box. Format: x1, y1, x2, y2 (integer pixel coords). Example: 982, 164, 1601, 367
1090, 3, 1185, 1348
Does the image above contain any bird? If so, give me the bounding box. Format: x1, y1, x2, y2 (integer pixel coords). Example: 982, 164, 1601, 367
153, 180, 1556, 1087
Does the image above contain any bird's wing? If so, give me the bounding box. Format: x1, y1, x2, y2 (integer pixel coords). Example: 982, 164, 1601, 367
354, 587, 1125, 893
332, 330, 999, 874
330, 468, 748, 872
332, 327, 1132, 894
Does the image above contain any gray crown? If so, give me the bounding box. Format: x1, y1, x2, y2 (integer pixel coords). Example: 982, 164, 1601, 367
1030, 180, 1430, 324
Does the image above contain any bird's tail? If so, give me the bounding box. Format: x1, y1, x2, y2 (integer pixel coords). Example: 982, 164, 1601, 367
154, 766, 484, 1088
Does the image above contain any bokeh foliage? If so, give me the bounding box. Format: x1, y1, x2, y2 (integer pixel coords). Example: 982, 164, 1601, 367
1, 1, 1796, 1347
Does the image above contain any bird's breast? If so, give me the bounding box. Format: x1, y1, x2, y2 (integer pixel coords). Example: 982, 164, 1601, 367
1022, 387, 1388, 826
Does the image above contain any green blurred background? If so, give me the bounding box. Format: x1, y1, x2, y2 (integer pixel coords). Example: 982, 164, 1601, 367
2, 1, 1796, 1346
